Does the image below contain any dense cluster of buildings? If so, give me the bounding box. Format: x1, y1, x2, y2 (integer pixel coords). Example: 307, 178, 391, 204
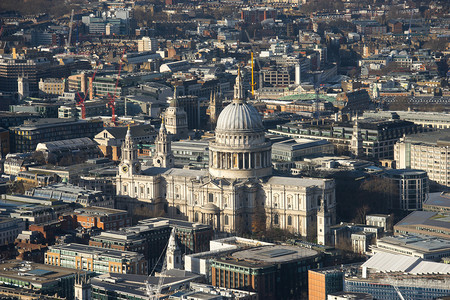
0, 0, 449, 298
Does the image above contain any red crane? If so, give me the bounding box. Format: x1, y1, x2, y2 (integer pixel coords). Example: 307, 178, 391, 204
107, 48, 126, 125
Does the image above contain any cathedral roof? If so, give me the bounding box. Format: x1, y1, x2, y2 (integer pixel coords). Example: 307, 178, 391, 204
215, 101, 264, 133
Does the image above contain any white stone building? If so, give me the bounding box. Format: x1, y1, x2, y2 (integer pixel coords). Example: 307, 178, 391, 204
116, 70, 336, 241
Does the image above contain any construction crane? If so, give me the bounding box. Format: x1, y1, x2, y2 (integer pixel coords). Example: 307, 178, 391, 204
66, 9, 74, 52
244, 30, 262, 99
382, 271, 405, 300
145, 229, 174, 299
107, 48, 126, 125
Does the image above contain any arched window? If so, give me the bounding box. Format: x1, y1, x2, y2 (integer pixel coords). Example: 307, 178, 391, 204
288, 215, 292, 226
194, 212, 199, 222
224, 215, 229, 225
176, 205, 181, 215
274, 214, 279, 225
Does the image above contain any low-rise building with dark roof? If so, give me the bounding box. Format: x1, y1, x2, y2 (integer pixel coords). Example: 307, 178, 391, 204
90, 271, 202, 300
35, 137, 100, 163
26, 183, 113, 208
11, 118, 103, 153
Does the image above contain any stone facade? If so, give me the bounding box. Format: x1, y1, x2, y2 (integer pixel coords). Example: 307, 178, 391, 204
116, 72, 336, 241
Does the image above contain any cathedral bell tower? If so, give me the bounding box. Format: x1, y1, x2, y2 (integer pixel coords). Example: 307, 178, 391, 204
351, 115, 363, 158
119, 125, 141, 177
166, 229, 182, 270
153, 120, 174, 168
208, 89, 222, 131
317, 188, 331, 245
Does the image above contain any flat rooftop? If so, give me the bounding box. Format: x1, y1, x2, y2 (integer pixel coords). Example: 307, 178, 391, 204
425, 192, 450, 208
138, 217, 211, 230
378, 234, 450, 252
49, 243, 142, 259
0, 260, 87, 285
395, 211, 450, 230
74, 206, 127, 216
403, 129, 450, 146
266, 176, 327, 187
223, 245, 318, 267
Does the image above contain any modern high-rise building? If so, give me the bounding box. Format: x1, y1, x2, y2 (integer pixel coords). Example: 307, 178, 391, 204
138, 37, 158, 52
395, 129, 450, 187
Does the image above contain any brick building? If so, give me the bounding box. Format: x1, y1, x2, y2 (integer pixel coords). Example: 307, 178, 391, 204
71, 207, 130, 231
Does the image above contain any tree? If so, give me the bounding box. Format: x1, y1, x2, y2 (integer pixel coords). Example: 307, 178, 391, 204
32, 151, 46, 165
251, 205, 266, 236
8, 181, 25, 195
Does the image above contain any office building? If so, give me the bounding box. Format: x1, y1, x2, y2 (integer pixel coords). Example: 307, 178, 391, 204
90, 217, 212, 268
0, 260, 93, 300
211, 245, 321, 300
383, 169, 428, 211
91, 271, 202, 300
272, 138, 334, 162
0, 57, 38, 94
0, 217, 24, 245
395, 129, 450, 187
11, 118, 103, 153
345, 252, 450, 299
371, 234, 450, 261
45, 243, 147, 275
308, 267, 344, 300
138, 37, 158, 52
394, 210, 450, 239
185, 236, 274, 282
38, 78, 65, 97
270, 118, 422, 159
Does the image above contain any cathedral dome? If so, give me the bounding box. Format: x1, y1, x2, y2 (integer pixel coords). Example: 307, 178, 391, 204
215, 102, 264, 133
208, 68, 272, 179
